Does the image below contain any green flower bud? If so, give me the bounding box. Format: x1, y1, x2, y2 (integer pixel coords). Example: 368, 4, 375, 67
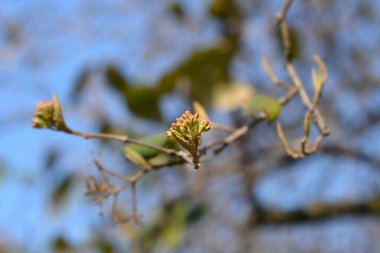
166, 111, 211, 169
32, 94, 69, 131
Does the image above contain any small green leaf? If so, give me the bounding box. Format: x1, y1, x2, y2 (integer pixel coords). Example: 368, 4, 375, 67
125, 133, 168, 159
244, 94, 281, 123
147, 153, 182, 168
124, 133, 176, 169
123, 148, 152, 170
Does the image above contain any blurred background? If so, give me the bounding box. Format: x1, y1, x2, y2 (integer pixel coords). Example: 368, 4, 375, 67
1, 0, 380, 252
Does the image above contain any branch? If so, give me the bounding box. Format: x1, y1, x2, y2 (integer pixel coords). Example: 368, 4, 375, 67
252, 197, 380, 225
68, 129, 192, 163
320, 145, 380, 168
276, 0, 329, 136
262, 0, 330, 159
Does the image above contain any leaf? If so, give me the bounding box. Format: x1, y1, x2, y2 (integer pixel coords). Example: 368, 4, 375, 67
53, 237, 71, 252
161, 220, 185, 249
156, 45, 237, 107
133, 199, 207, 253
168, 2, 185, 20
192, 101, 209, 120
126, 86, 161, 121
123, 148, 152, 170
95, 240, 114, 253
313, 55, 328, 83
71, 68, 91, 101
209, 0, 241, 21
213, 82, 255, 110
106, 65, 129, 92
124, 133, 174, 169
276, 26, 301, 61
126, 133, 169, 159
185, 203, 207, 224
51, 175, 73, 210
147, 153, 182, 168
105, 65, 162, 120
244, 94, 281, 123
311, 55, 328, 105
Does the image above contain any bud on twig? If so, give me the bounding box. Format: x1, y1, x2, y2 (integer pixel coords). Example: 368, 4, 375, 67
166, 111, 211, 169
32, 94, 69, 132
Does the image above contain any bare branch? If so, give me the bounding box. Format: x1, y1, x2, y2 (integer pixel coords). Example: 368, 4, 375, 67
252, 196, 380, 225
276, 0, 330, 137
262, 57, 293, 89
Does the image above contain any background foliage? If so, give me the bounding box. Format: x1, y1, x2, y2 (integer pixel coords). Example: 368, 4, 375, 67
1, 0, 380, 252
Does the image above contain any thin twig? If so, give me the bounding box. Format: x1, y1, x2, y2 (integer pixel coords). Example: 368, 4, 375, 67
212, 123, 237, 133
67, 128, 192, 164
131, 182, 142, 225
94, 158, 129, 181
276, 0, 330, 137
262, 57, 293, 89
269, 0, 330, 159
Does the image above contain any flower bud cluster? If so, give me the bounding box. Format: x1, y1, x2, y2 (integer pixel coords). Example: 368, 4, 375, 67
32, 95, 68, 131
166, 111, 211, 169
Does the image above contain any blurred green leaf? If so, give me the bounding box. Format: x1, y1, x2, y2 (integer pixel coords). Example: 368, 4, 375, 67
106, 65, 129, 92
51, 175, 73, 210
157, 46, 236, 106
123, 147, 152, 170
106, 25, 240, 120
97, 241, 114, 253
125, 133, 169, 159
244, 94, 281, 123
169, 2, 185, 20
124, 133, 179, 169
161, 220, 185, 249
185, 203, 207, 223
212, 82, 255, 110
98, 119, 114, 134
105, 0, 242, 121
52, 237, 71, 253
133, 198, 207, 252
209, 0, 240, 21
71, 68, 91, 101
276, 26, 301, 61
125, 86, 161, 121
147, 153, 182, 168
105, 65, 162, 120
